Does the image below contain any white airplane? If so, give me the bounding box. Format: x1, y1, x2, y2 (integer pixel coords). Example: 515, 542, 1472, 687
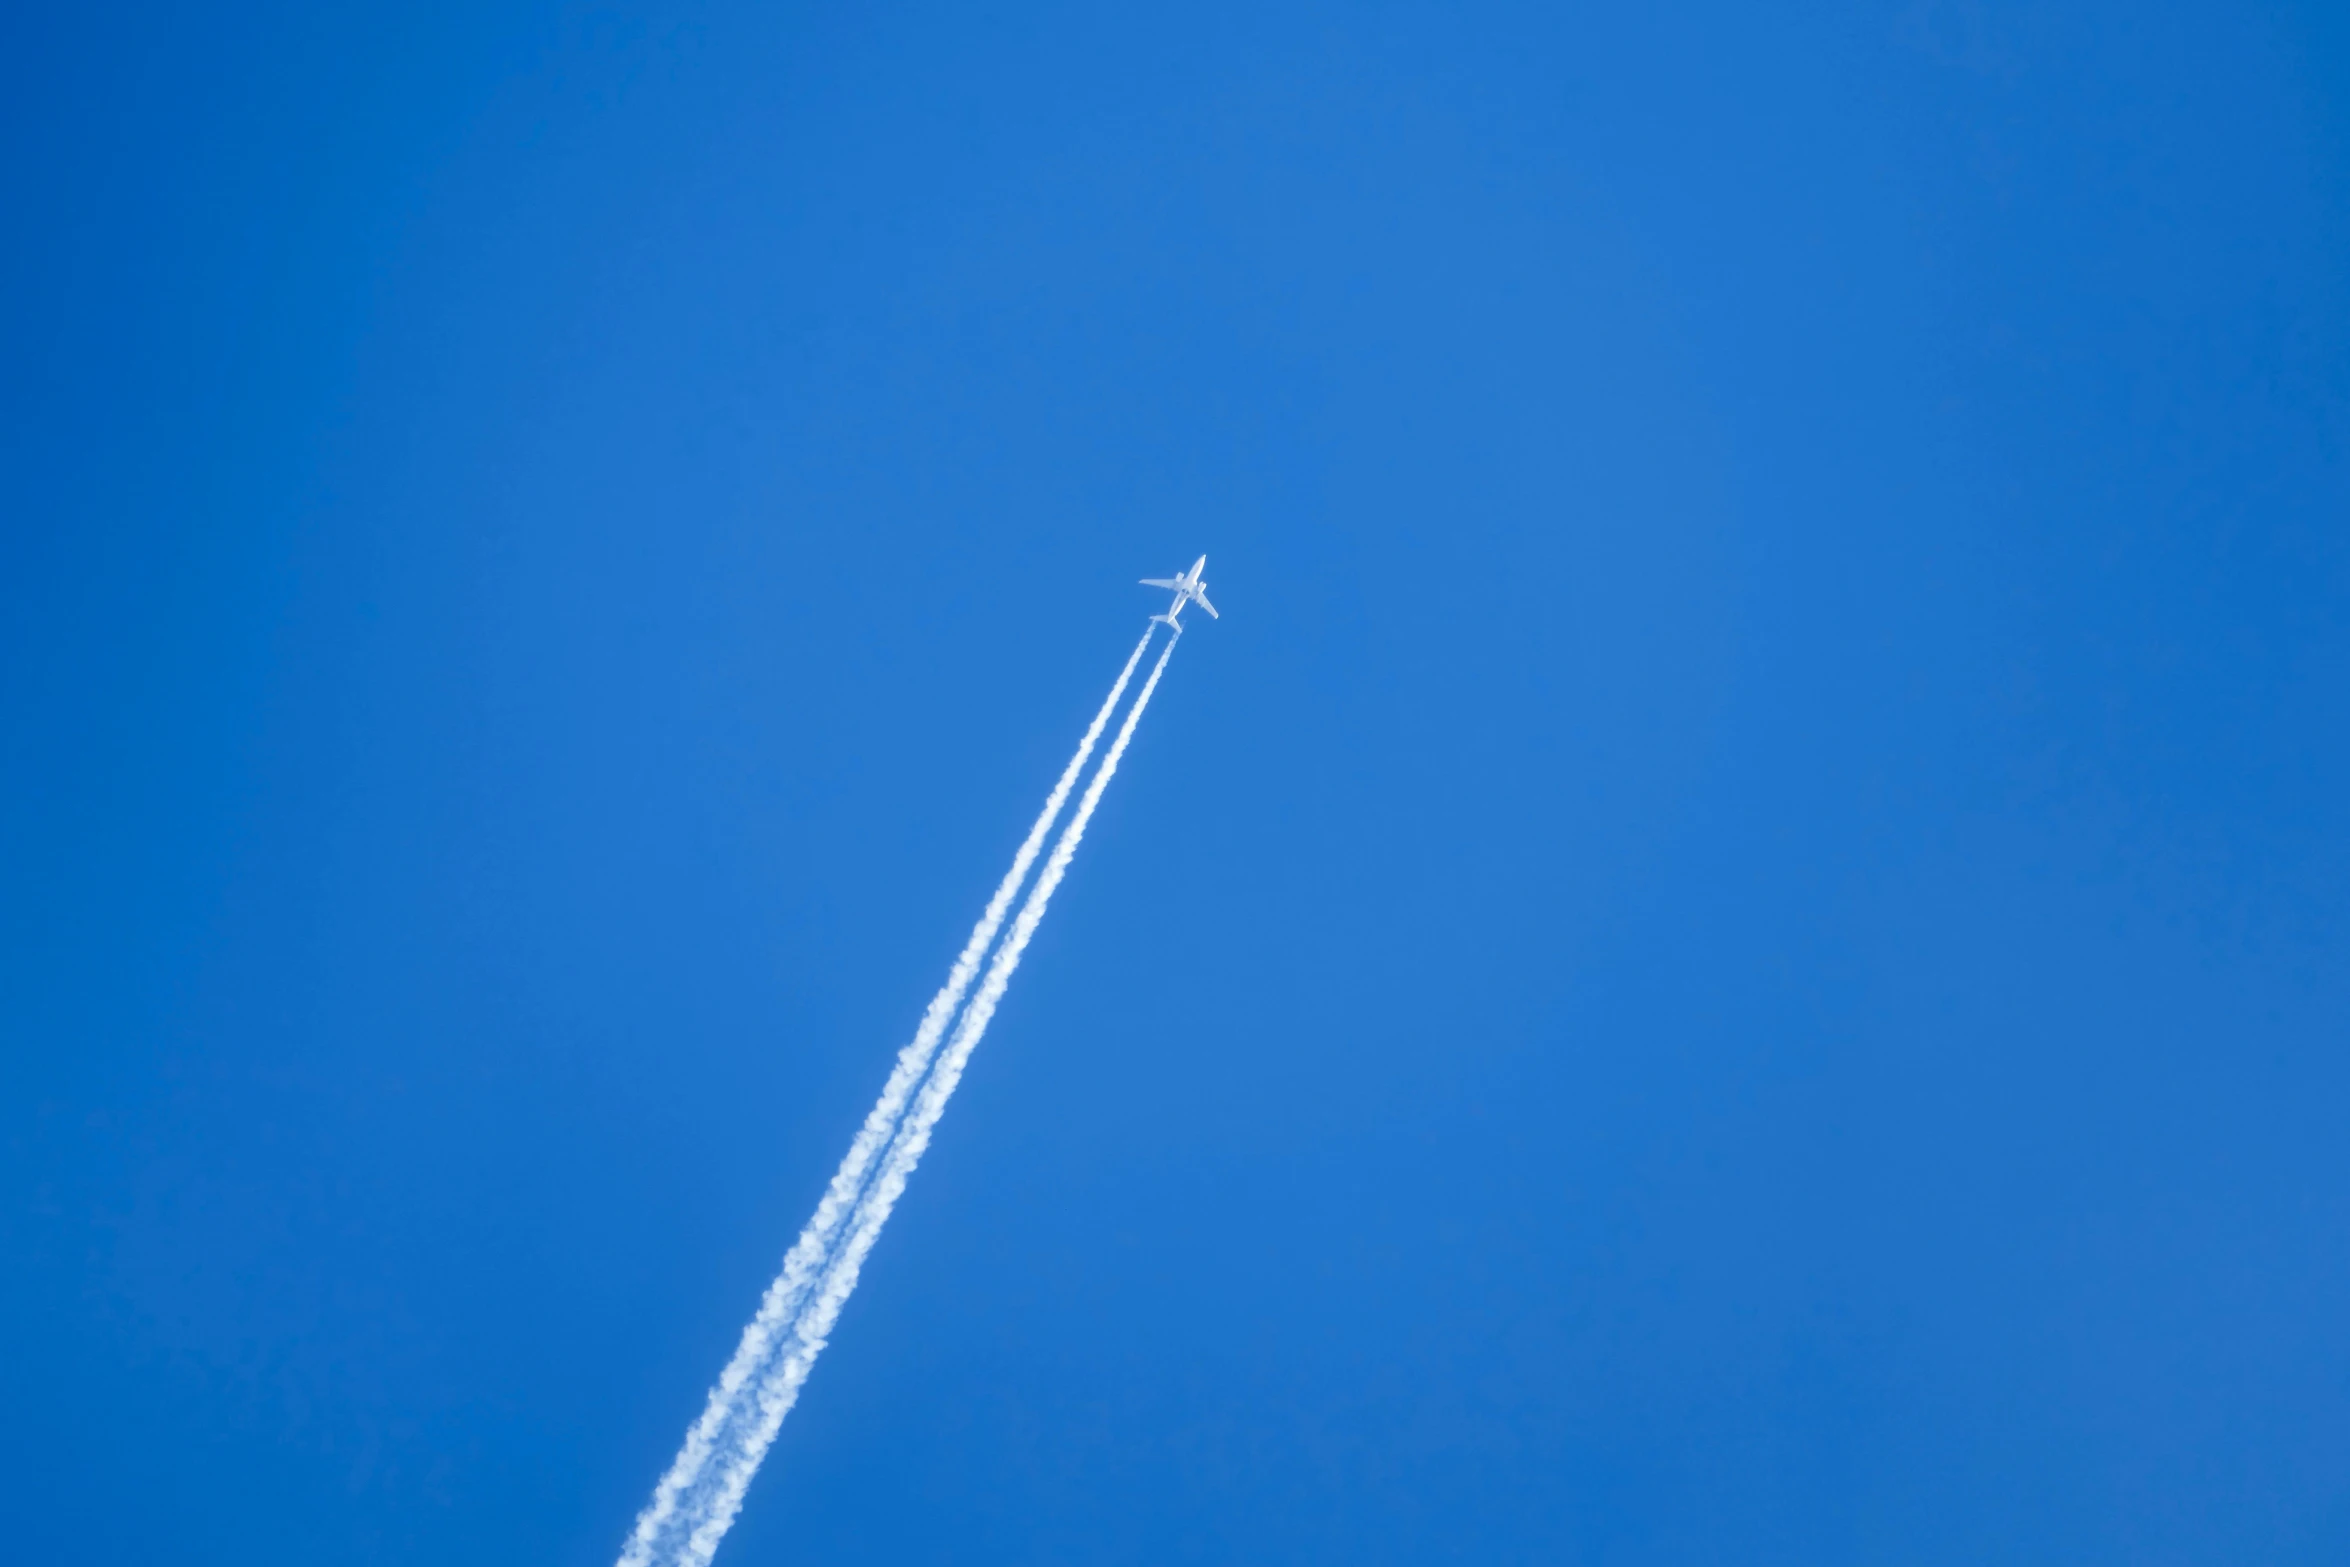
1141, 555, 1218, 632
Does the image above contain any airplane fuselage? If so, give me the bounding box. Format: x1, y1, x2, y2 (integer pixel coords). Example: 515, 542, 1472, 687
1142, 554, 1217, 631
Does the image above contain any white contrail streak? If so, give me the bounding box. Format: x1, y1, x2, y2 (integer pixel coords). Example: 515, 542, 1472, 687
667, 633, 1181, 1567
615, 628, 1155, 1567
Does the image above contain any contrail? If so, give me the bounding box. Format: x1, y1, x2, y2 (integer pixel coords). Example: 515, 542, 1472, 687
615, 628, 1155, 1567
664, 632, 1181, 1567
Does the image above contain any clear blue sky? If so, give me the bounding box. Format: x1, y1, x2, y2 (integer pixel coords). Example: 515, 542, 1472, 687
6, 4, 2348, 1563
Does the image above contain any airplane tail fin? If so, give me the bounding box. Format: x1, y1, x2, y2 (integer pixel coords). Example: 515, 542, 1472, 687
1150, 612, 1184, 635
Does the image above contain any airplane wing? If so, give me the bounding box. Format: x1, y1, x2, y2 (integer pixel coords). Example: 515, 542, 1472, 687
1139, 577, 1181, 589
1194, 589, 1218, 618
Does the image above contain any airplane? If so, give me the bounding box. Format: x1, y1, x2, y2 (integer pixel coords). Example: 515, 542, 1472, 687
1141, 555, 1218, 632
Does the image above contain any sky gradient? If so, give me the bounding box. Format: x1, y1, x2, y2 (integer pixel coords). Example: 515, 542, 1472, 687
6, 3, 2349, 1563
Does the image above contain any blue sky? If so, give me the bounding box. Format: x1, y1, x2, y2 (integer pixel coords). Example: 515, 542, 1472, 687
5, 3, 2348, 1562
